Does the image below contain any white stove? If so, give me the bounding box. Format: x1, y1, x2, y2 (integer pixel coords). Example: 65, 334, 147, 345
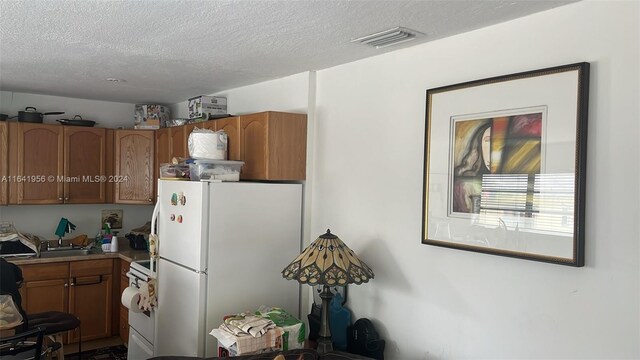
127, 260, 156, 359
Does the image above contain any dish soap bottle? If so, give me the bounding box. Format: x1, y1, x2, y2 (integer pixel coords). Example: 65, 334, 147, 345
102, 222, 112, 252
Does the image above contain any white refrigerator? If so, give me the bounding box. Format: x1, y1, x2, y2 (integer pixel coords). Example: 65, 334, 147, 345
153, 180, 302, 357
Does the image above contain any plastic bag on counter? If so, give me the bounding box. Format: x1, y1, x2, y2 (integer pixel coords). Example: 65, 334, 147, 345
0, 294, 24, 330
188, 128, 228, 160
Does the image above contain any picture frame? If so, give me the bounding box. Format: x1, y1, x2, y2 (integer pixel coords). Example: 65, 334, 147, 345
101, 209, 123, 230
422, 62, 589, 266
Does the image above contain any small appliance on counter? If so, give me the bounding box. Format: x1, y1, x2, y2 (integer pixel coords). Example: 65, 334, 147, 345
126, 233, 148, 250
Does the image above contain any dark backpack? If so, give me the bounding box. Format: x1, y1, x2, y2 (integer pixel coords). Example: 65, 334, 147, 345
347, 318, 385, 360
0, 258, 28, 331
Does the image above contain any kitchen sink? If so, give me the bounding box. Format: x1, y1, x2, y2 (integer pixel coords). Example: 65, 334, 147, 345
39, 248, 95, 258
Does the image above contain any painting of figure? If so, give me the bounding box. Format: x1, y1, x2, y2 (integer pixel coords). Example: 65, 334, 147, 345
450, 108, 544, 215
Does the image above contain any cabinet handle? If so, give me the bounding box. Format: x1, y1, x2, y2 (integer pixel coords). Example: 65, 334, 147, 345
64, 283, 69, 287
72, 275, 103, 286
58, 197, 63, 202
148, 198, 152, 202
64, 197, 69, 201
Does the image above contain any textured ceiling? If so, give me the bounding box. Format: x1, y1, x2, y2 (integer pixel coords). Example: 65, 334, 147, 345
0, 0, 577, 104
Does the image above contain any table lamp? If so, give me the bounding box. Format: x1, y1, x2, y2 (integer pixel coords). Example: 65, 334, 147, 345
282, 229, 374, 353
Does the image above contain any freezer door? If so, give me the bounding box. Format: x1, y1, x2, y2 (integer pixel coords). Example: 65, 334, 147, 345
158, 180, 209, 271
154, 258, 208, 357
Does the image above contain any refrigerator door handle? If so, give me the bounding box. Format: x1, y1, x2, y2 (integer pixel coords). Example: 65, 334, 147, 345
150, 199, 160, 279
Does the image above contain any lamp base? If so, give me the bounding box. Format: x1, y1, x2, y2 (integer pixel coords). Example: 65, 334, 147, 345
317, 285, 334, 353
317, 337, 333, 353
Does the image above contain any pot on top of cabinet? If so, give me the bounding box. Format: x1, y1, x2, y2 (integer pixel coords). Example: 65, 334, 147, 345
16, 107, 65, 123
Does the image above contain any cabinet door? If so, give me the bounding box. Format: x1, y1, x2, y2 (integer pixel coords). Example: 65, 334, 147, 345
19, 262, 69, 314
68, 274, 113, 342
170, 126, 186, 159
116, 258, 130, 343
64, 127, 106, 203
0, 122, 7, 205
214, 117, 240, 160
114, 130, 155, 204
21, 278, 69, 314
239, 112, 307, 180
155, 128, 171, 178
239, 113, 269, 180
12, 123, 64, 204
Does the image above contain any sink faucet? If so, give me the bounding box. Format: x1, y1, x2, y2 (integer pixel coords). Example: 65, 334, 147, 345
58, 237, 64, 248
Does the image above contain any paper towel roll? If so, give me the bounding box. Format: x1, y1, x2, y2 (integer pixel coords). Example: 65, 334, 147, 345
121, 286, 143, 313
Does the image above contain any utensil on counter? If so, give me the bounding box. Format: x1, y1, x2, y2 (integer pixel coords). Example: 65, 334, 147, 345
56, 115, 96, 127
15, 107, 65, 123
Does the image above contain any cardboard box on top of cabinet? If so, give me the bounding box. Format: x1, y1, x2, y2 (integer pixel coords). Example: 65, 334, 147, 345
134, 104, 171, 129
188, 96, 227, 120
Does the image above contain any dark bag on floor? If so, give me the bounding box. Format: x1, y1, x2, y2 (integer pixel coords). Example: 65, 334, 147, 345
347, 318, 385, 360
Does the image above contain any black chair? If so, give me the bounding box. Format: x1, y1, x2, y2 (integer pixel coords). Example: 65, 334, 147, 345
0, 326, 45, 360
27, 312, 81, 359
0, 258, 82, 359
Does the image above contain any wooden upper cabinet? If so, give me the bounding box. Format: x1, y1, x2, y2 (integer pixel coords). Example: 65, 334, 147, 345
170, 126, 186, 159
8, 124, 107, 204
10, 123, 64, 204
239, 112, 307, 180
64, 127, 106, 203
214, 117, 240, 160
0, 122, 7, 205
155, 127, 171, 178
114, 130, 155, 204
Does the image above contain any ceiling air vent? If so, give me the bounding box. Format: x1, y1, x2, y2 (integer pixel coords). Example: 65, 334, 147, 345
351, 27, 423, 49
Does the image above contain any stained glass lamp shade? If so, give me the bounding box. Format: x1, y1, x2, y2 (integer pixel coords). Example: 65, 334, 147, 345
282, 229, 374, 352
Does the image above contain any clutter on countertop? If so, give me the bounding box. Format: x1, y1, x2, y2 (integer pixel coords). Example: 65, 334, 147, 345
126, 233, 148, 250
0, 222, 40, 257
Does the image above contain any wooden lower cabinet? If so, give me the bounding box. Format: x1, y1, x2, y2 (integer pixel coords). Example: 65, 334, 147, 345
119, 259, 131, 345
17, 259, 115, 344
21, 278, 69, 314
19, 262, 69, 314
68, 274, 113, 342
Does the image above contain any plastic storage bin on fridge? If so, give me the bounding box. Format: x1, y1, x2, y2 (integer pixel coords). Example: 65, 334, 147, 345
189, 160, 244, 181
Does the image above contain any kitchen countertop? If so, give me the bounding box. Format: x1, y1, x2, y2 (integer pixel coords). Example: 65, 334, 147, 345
6, 248, 150, 265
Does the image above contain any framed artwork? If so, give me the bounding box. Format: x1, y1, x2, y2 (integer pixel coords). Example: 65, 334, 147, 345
422, 62, 589, 266
102, 209, 123, 229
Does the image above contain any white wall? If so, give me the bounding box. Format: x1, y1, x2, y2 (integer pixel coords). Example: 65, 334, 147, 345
0, 91, 136, 128
0, 91, 154, 241
313, 1, 639, 359
169, 72, 311, 117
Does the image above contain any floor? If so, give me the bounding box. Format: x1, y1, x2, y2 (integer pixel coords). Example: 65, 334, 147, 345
63, 336, 124, 355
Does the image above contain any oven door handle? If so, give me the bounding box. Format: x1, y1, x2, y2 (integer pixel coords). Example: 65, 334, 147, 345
130, 329, 154, 356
